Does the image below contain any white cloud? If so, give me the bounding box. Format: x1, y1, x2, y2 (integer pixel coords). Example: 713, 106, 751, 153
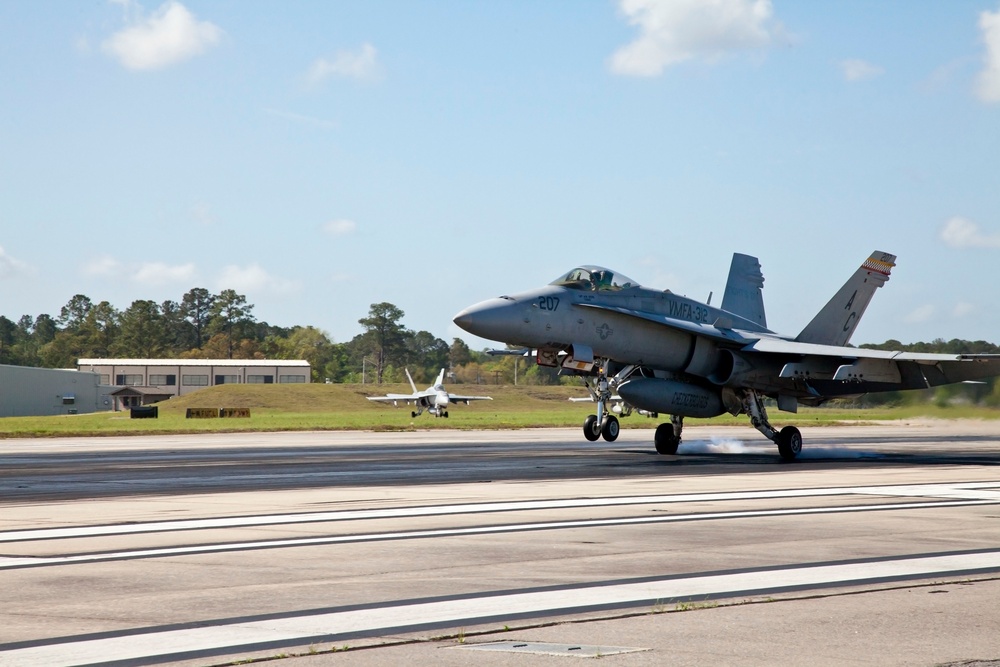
216, 264, 299, 295
976, 6, 1000, 103
0, 245, 31, 279
102, 1, 223, 71
953, 302, 975, 318
840, 58, 884, 82
132, 261, 197, 285
81, 256, 197, 285
81, 255, 124, 277
905, 304, 935, 323
609, 0, 782, 77
322, 218, 357, 236
940, 216, 1000, 249
306, 43, 381, 84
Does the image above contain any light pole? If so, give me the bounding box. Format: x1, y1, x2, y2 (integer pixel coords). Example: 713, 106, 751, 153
362, 356, 377, 384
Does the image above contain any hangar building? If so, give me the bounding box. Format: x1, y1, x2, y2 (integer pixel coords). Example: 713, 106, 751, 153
75, 358, 312, 399
0, 364, 113, 418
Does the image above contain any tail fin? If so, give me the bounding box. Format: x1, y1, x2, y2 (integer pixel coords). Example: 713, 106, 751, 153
721, 253, 767, 328
405, 368, 419, 393
434, 368, 446, 387
795, 251, 896, 346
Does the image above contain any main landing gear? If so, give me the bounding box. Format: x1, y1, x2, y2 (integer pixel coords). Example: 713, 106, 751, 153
654, 415, 684, 454
648, 390, 802, 461
411, 407, 449, 418
738, 389, 801, 461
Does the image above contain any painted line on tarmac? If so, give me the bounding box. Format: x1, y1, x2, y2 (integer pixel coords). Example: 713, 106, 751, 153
3, 482, 998, 543
2, 498, 997, 570
3, 550, 1000, 667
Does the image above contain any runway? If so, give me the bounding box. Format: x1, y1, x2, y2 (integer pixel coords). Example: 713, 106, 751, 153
2, 422, 1000, 666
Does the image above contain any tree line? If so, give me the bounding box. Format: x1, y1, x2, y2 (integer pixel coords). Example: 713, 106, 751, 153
2, 289, 999, 400
0, 289, 543, 385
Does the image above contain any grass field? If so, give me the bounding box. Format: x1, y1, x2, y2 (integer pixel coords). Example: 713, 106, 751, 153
1, 382, 999, 438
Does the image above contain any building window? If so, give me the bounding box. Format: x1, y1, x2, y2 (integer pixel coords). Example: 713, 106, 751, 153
246, 375, 274, 384
279, 375, 306, 383
62, 395, 75, 405
116, 374, 143, 386
149, 374, 176, 386
100, 374, 110, 385
182, 374, 209, 386
215, 375, 240, 385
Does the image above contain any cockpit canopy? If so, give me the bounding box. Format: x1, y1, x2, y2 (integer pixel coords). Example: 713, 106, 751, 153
550, 266, 638, 292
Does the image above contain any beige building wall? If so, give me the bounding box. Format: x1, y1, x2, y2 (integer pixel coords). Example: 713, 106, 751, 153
76, 359, 311, 398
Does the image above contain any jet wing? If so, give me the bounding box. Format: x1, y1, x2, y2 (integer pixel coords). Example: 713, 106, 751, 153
745, 337, 1000, 385
574, 303, 751, 343
745, 337, 997, 362
367, 390, 434, 402
446, 393, 493, 402
747, 338, 927, 360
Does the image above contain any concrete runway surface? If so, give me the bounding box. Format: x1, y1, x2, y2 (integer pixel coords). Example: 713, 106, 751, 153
2, 421, 1000, 666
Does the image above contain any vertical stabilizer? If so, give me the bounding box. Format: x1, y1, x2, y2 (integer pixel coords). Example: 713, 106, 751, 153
795, 251, 896, 346
405, 368, 419, 394
721, 253, 767, 328
433, 368, 446, 388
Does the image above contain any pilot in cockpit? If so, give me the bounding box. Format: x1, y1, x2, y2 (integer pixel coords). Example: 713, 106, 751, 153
590, 270, 612, 290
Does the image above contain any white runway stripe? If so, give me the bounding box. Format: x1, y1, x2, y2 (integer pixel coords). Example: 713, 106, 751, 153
1, 498, 995, 570
4, 550, 1000, 667
3, 482, 998, 543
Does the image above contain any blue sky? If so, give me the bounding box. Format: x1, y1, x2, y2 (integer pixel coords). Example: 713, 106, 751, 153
2, 1, 1000, 350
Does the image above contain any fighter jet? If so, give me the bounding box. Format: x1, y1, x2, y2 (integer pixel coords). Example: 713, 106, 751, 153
453, 251, 1000, 460
366, 368, 492, 418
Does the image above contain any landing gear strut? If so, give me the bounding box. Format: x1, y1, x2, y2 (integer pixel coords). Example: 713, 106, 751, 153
739, 389, 801, 460
581, 367, 635, 442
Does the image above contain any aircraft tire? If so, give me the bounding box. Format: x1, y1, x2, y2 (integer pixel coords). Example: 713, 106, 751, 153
777, 426, 802, 461
583, 415, 601, 441
654, 422, 679, 455
601, 415, 620, 442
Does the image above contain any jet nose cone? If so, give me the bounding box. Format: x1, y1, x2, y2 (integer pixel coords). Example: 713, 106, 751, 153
453, 298, 514, 341
452, 306, 477, 332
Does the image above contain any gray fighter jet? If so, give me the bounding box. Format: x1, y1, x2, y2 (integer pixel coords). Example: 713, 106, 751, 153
366, 368, 492, 418
453, 252, 1000, 460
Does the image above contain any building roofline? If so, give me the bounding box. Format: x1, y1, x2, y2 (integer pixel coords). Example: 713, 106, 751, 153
76, 359, 310, 368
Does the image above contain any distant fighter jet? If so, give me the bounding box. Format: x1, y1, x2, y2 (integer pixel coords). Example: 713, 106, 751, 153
366, 368, 492, 418
454, 251, 1000, 460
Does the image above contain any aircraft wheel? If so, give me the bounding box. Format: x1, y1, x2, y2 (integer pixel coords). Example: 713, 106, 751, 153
601, 415, 620, 442
776, 426, 802, 461
443, 411, 449, 418
411, 411, 417, 418
583, 415, 601, 441
654, 422, 679, 455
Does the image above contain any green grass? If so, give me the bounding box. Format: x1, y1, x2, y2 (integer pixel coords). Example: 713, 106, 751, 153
1, 383, 998, 438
